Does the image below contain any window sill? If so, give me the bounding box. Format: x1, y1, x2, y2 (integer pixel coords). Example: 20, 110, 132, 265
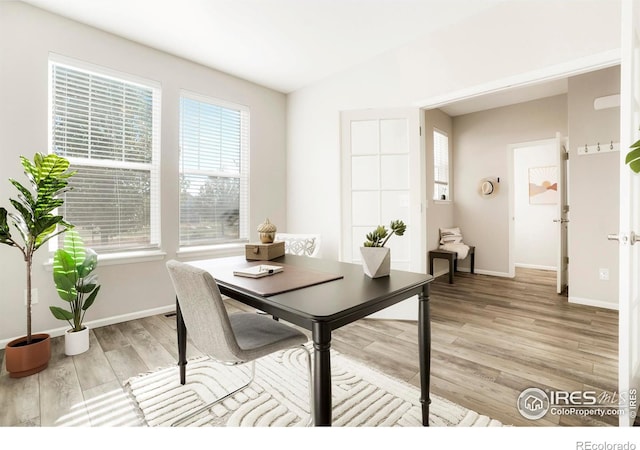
43, 249, 167, 270
176, 242, 246, 260
434, 200, 452, 205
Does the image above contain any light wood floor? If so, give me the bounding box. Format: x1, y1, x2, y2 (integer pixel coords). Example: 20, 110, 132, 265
0, 268, 618, 427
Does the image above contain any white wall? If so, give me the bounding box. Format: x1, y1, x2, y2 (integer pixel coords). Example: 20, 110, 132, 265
0, 3, 287, 343
287, 1, 621, 262
514, 143, 558, 270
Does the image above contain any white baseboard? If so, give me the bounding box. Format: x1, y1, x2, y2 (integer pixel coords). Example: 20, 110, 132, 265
432, 267, 513, 279
569, 296, 618, 311
1, 304, 176, 348
515, 263, 557, 271
456, 267, 513, 278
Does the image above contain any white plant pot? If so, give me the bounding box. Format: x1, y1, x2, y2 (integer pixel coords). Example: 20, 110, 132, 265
360, 247, 391, 278
65, 326, 90, 356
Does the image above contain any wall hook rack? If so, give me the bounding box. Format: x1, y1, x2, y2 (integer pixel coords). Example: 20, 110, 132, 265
577, 141, 619, 156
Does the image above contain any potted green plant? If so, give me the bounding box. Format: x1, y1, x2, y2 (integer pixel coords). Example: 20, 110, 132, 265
625, 133, 640, 173
360, 220, 407, 278
0, 153, 75, 377
50, 230, 101, 356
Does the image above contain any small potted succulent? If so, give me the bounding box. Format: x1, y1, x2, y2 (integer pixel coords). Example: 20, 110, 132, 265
360, 220, 407, 278
50, 230, 101, 356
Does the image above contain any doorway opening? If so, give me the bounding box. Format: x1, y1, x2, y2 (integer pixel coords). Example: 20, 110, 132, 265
509, 136, 569, 295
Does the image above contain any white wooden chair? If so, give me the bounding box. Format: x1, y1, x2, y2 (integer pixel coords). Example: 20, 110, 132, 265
275, 233, 321, 257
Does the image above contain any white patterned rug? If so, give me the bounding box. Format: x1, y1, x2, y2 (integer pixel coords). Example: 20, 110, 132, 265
125, 347, 504, 427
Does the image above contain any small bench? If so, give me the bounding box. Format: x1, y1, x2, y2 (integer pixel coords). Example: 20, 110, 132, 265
428, 247, 475, 284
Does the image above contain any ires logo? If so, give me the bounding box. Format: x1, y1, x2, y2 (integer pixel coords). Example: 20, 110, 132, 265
517, 388, 637, 420
548, 390, 598, 406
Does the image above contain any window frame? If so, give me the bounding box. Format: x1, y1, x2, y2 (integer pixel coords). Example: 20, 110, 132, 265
177, 90, 250, 251
433, 127, 451, 202
47, 54, 163, 259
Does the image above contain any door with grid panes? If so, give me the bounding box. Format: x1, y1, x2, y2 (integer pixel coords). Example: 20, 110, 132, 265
340, 108, 425, 320
618, 0, 640, 426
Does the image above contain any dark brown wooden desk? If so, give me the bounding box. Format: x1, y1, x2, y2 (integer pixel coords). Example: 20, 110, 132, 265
179, 254, 433, 427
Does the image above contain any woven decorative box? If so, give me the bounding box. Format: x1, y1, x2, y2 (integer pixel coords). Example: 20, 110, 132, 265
245, 241, 285, 261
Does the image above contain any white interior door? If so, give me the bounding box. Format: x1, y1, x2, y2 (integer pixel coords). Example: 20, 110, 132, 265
555, 133, 569, 295
340, 108, 425, 320
618, 0, 640, 427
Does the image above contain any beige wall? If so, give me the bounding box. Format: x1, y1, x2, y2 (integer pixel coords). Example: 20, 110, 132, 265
452, 95, 568, 275
424, 109, 454, 275
0, 3, 287, 343
445, 66, 620, 309
567, 66, 620, 308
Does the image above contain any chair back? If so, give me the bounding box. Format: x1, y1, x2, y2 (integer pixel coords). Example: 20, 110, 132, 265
166, 260, 244, 363
275, 233, 321, 257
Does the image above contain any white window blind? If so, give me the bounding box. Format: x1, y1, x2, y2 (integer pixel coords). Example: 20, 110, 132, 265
179, 92, 249, 247
433, 129, 450, 201
49, 57, 161, 253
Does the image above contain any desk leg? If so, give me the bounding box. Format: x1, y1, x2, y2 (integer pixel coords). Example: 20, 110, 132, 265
176, 297, 187, 385
418, 285, 431, 426
312, 321, 332, 426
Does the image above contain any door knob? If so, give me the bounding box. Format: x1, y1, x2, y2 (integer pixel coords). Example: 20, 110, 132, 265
608, 232, 640, 245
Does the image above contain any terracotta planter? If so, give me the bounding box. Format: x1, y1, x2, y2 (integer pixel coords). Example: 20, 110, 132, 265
360, 247, 391, 278
65, 326, 89, 356
5, 333, 51, 378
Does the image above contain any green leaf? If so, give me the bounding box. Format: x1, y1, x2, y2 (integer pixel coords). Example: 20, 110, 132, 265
630, 158, 640, 174
53, 249, 78, 300
78, 282, 96, 294
0, 208, 12, 243
82, 285, 100, 311
9, 199, 34, 231
49, 306, 73, 321
63, 230, 86, 266
625, 147, 640, 165
9, 179, 35, 208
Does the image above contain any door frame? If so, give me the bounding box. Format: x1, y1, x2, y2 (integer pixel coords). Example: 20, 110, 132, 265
339, 108, 426, 321
506, 137, 566, 284
417, 51, 619, 279
617, 0, 640, 426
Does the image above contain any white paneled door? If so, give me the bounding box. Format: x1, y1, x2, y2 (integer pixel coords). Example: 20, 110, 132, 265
618, 0, 640, 426
340, 108, 425, 320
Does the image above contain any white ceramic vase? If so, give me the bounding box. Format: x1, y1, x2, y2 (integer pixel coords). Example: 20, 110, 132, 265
360, 247, 391, 278
65, 326, 90, 356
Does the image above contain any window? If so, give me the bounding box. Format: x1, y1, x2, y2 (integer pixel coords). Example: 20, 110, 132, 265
179, 92, 249, 247
49, 56, 161, 254
433, 129, 450, 201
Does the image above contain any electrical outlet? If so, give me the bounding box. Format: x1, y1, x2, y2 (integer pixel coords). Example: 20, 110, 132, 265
599, 268, 609, 281
24, 288, 38, 306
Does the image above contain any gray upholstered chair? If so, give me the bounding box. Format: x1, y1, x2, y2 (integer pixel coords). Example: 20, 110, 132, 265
165, 260, 313, 426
